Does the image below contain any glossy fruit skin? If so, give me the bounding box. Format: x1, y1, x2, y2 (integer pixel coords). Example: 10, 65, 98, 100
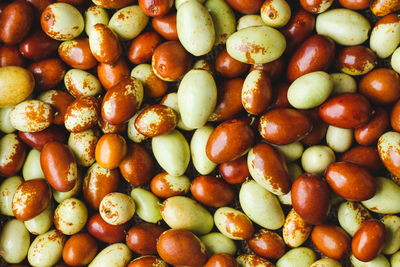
287, 34, 335, 82
139, 0, 173, 17
340, 146, 383, 175
370, 0, 400, 16
355, 107, 388, 146
64, 96, 100, 133
135, 104, 177, 137
19, 28, 59, 60
209, 78, 244, 121
247, 229, 285, 259
18, 125, 67, 151
391, 99, 400, 132
151, 12, 178, 40
225, 0, 264, 14
259, 108, 313, 145
97, 57, 130, 90
12, 179, 51, 221
0, 0, 34, 45
351, 220, 386, 262
311, 224, 351, 260
28, 58, 66, 91
269, 82, 291, 109
190, 176, 235, 207
300, 0, 333, 13
319, 93, 371, 129
127, 256, 167, 267
301, 109, 328, 145
27, 0, 54, 14
40, 141, 78, 192
95, 134, 127, 169
128, 32, 162, 64
87, 213, 128, 243
359, 68, 400, 105
157, 229, 207, 266
83, 163, 120, 210
250, 57, 286, 81
248, 142, 291, 195
62, 233, 98, 266
39, 90, 74, 125
101, 76, 142, 124
219, 155, 250, 184
0, 134, 26, 176
291, 173, 331, 225
337, 46, 377, 76
0, 45, 25, 67
204, 253, 238, 267
150, 172, 190, 198
338, 0, 370, 9
90, 24, 121, 64
325, 162, 376, 201
119, 143, 154, 186
126, 223, 165, 255
242, 70, 272, 115
58, 38, 97, 70
281, 9, 315, 55
206, 119, 254, 164
215, 49, 249, 78
152, 41, 192, 81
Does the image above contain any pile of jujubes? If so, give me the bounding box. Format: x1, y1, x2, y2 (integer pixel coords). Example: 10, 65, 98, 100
1, 0, 400, 266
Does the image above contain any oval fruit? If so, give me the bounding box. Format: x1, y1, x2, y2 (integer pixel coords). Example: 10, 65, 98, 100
352, 220, 386, 262
101, 76, 143, 124
119, 143, 153, 186
64, 96, 100, 133
288, 71, 333, 109
311, 224, 351, 259
325, 162, 376, 201
247, 143, 291, 195
177, 0, 215, 56
319, 93, 371, 129
157, 229, 207, 266
206, 119, 254, 164
62, 233, 98, 266
0, 219, 30, 264
0, 66, 34, 108
99, 192, 135, 225
190, 175, 235, 207
239, 180, 285, 230
10, 100, 53, 132
287, 35, 335, 82
54, 198, 88, 235
126, 223, 165, 255
315, 8, 370, 46
41, 3, 84, 41
89, 243, 132, 267
214, 207, 254, 240
12, 179, 51, 221
291, 173, 331, 225
247, 229, 285, 259
27, 230, 66, 267
178, 69, 217, 129
150, 172, 191, 198
152, 130, 190, 176
41, 141, 78, 192
89, 24, 121, 64
226, 25, 286, 64
259, 108, 313, 145
161, 196, 213, 235
135, 104, 177, 137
